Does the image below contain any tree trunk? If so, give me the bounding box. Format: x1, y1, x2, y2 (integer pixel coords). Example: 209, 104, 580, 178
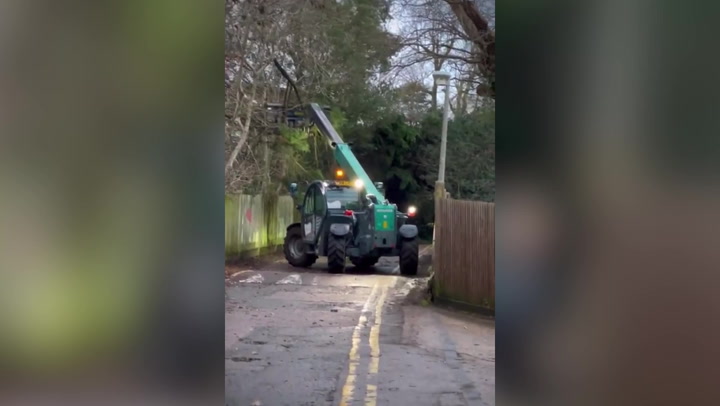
262, 131, 270, 193
225, 85, 267, 175
444, 0, 495, 98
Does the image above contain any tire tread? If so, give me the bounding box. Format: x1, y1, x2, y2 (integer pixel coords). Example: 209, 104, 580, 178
327, 235, 346, 274
399, 238, 419, 276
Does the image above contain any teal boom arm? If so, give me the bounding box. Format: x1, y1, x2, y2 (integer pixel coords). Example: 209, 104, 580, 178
333, 144, 385, 201
307, 103, 385, 202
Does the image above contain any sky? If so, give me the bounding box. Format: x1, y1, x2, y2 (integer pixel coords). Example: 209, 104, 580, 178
380, 0, 495, 112
382, 1, 460, 108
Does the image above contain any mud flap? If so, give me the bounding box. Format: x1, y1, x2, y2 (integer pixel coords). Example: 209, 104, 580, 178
398, 224, 418, 239
329, 223, 351, 237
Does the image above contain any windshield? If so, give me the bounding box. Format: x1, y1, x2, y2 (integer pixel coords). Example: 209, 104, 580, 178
326, 187, 361, 210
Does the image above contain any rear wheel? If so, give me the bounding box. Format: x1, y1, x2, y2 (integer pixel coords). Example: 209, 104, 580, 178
327, 234, 347, 274
399, 237, 419, 276
284, 225, 317, 267
350, 255, 379, 269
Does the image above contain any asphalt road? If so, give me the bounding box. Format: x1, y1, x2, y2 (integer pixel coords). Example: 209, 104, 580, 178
225, 250, 495, 406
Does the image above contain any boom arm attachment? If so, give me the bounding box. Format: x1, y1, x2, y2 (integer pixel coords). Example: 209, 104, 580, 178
307, 103, 385, 202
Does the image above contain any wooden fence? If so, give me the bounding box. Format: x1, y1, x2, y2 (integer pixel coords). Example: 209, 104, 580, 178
225, 194, 295, 259
432, 198, 495, 311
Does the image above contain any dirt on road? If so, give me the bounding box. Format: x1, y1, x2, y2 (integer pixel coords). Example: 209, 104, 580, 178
225, 247, 494, 406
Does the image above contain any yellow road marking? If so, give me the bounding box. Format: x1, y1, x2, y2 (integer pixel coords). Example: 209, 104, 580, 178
339, 284, 379, 406
365, 286, 388, 406
368, 287, 387, 374
364, 384, 377, 406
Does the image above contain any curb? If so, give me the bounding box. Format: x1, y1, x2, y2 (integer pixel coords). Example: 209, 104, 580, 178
432, 296, 495, 318
427, 264, 495, 318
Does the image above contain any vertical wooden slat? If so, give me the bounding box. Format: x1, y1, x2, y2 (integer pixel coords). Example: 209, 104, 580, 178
434, 198, 495, 310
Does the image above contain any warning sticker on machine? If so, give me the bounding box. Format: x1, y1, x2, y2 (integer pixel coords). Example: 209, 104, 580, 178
374, 208, 395, 230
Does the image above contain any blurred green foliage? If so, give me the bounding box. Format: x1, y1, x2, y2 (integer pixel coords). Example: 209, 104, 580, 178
0, 0, 224, 386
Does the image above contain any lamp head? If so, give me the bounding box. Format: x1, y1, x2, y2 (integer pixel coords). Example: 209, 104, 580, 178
432, 70, 451, 86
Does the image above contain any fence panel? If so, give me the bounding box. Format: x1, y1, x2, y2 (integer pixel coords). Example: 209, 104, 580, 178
433, 198, 495, 310
225, 194, 295, 258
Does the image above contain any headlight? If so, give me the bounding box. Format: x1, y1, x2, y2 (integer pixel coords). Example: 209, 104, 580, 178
408, 205, 417, 217
354, 179, 363, 189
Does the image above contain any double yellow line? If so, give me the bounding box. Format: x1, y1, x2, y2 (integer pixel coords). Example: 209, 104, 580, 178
339, 281, 390, 406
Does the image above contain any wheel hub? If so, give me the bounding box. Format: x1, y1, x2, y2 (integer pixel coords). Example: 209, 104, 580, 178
289, 236, 304, 258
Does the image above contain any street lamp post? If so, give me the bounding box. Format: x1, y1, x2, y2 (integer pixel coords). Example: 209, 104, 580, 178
431, 70, 451, 248
433, 70, 451, 188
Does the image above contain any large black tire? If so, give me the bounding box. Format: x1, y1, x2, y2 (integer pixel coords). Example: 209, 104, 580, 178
327, 235, 347, 274
399, 237, 419, 276
350, 255, 380, 269
284, 225, 317, 267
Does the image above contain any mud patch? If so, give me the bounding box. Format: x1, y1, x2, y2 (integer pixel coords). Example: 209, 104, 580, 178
304, 301, 359, 312
230, 356, 262, 362
438, 392, 466, 406
461, 382, 476, 391
238, 339, 268, 345
401, 277, 433, 306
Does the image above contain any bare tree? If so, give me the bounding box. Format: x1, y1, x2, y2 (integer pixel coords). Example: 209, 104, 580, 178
387, 0, 494, 116
225, 0, 396, 193
443, 0, 495, 97
225, 0, 283, 193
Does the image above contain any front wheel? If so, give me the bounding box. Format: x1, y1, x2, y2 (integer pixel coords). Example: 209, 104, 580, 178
327, 234, 347, 274
399, 237, 419, 276
284, 225, 317, 267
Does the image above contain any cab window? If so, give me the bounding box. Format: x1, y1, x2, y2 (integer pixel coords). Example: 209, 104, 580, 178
314, 189, 326, 215
303, 188, 314, 215
326, 187, 361, 210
